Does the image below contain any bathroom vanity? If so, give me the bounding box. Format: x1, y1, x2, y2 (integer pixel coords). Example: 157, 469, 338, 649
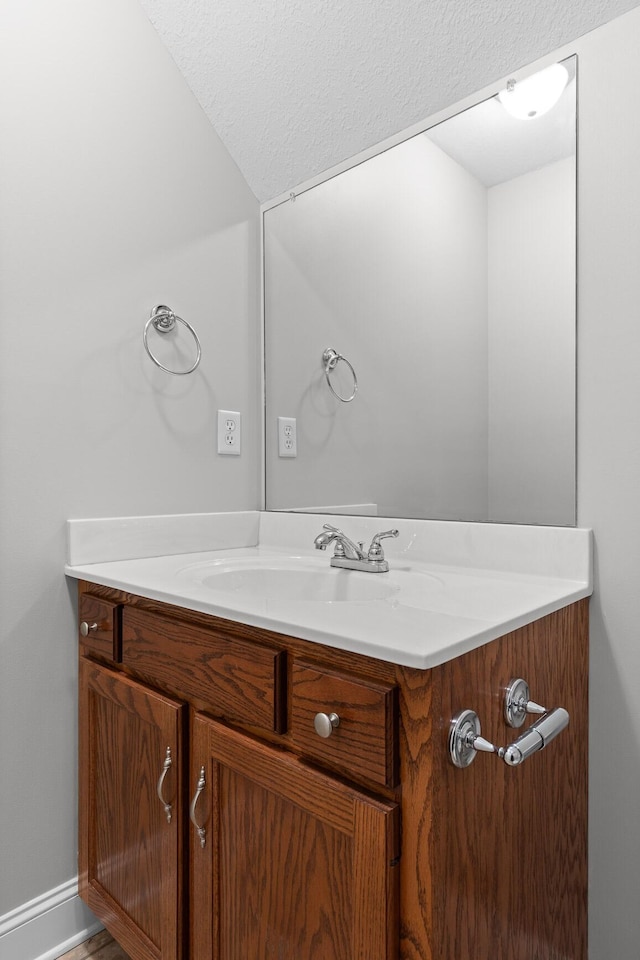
68, 512, 591, 960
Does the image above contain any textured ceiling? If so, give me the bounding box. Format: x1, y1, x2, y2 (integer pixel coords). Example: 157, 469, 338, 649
137, 0, 638, 201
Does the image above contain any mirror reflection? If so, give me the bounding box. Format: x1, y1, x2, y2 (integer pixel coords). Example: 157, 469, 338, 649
264, 57, 576, 525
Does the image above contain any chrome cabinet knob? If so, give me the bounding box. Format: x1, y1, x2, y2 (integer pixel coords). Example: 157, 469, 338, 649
80, 621, 98, 637
314, 712, 340, 738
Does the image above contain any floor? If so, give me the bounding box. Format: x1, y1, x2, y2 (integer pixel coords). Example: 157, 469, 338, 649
57, 930, 131, 960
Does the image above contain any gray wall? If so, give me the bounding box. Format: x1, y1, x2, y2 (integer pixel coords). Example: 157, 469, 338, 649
576, 10, 640, 956
1, 1, 640, 958
0, 0, 259, 918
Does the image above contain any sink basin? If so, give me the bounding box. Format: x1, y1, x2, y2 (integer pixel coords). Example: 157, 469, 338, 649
178, 556, 399, 602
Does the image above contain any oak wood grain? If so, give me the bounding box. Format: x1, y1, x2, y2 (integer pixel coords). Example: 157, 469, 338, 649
122, 607, 285, 734
190, 715, 399, 960
79, 661, 184, 960
78, 594, 121, 662
393, 664, 436, 960
430, 601, 589, 960
290, 659, 398, 788
78, 581, 588, 960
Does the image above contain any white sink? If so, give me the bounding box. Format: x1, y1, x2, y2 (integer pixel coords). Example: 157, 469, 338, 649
65, 512, 593, 668
178, 556, 399, 602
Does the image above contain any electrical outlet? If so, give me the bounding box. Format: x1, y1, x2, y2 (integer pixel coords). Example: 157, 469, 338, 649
217, 410, 241, 455
278, 417, 297, 458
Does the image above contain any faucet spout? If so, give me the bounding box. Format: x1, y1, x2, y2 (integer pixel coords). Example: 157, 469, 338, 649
314, 524, 364, 560
313, 531, 333, 551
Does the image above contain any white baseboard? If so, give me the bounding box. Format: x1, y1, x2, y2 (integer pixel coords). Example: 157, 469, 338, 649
0, 878, 103, 960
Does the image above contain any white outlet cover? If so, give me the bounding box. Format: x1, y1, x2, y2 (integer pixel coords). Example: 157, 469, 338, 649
278, 416, 297, 457
217, 409, 241, 455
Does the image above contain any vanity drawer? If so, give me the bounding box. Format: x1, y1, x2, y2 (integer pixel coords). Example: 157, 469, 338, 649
122, 608, 286, 734
78, 594, 121, 661
290, 660, 398, 788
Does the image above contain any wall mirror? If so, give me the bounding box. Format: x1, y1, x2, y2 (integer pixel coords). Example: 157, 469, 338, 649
264, 57, 576, 525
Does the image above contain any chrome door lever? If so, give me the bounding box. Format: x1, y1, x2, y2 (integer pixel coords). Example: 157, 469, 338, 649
449, 706, 570, 769
499, 708, 569, 766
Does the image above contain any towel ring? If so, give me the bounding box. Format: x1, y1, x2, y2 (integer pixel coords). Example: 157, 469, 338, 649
143, 305, 202, 375
322, 347, 358, 403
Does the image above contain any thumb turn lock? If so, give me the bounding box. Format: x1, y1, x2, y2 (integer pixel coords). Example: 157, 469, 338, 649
449, 678, 569, 769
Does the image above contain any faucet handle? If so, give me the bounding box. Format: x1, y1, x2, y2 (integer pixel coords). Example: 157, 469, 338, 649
367, 529, 399, 560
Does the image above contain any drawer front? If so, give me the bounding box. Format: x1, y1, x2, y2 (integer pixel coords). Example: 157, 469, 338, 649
290, 660, 397, 788
122, 608, 285, 734
78, 594, 121, 661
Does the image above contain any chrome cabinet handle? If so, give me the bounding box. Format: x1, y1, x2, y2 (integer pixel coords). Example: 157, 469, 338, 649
189, 766, 207, 848
314, 712, 340, 738
157, 746, 173, 823
80, 621, 98, 636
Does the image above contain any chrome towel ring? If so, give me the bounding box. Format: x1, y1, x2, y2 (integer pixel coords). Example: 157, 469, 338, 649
143, 304, 202, 375
322, 347, 358, 402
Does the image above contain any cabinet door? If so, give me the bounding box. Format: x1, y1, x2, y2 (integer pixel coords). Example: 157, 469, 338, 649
79, 659, 184, 960
189, 715, 399, 960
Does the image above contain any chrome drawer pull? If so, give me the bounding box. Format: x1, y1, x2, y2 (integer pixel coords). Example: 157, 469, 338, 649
80, 621, 98, 636
157, 746, 173, 823
314, 712, 340, 738
189, 766, 207, 848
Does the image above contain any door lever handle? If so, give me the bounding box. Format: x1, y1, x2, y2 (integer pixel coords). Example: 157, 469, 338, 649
449, 707, 569, 768
499, 708, 569, 766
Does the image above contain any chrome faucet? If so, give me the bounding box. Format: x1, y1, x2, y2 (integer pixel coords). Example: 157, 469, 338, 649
314, 523, 399, 572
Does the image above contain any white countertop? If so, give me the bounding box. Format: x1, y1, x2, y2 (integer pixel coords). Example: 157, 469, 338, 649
65, 511, 592, 669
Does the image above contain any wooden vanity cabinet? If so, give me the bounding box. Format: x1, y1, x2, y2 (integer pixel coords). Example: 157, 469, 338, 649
78, 659, 184, 960
78, 586, 400, 960
189, 714, 399, 960
77, 582, 588, 960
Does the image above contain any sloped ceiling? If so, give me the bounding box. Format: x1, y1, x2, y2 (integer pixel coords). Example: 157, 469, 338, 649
137, 0, 638, 201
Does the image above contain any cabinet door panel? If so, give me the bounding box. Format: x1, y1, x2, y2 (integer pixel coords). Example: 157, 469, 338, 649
190, 715, 399, 960
79, 660, 184, 960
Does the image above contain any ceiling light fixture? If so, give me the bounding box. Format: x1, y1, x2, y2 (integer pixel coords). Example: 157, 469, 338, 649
498, 63, 569, 120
